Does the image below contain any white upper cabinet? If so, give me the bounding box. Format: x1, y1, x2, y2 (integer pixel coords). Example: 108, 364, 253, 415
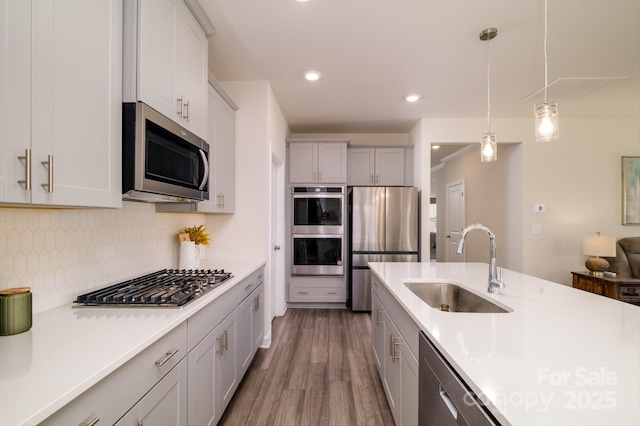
129, 0, 208, 139
288, 140, 348, 184
156, 77, 237, 214
348, 147, 408, 186
0, 0, 122, 208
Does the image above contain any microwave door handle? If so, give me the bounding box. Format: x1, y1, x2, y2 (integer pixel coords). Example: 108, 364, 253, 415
198, 149, 209, 190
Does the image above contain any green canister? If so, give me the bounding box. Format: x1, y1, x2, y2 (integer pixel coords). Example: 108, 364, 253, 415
0, 287, 32, 336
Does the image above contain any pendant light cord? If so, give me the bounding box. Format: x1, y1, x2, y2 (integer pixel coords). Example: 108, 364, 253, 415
487, 34, 491, 134
543, 0, 548, 103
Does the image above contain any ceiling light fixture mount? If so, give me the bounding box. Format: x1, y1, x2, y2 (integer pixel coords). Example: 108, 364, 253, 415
303, 70, 321, 82
480, 27, 497, 163
534, 0, 559, 142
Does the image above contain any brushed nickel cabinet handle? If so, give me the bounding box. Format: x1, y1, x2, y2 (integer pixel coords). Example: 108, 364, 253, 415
182, 100, 189, 120
177, 96, 183, 116
17, 148, 31, 190
216, 335, 223, 355
224, 329, 229, 351
389, 334, 394, 356
79, 417, 100, 426
392, 338, 400, 362
155, 348, 179, 367
376, 309, 383, 326
41, 155, 53, 193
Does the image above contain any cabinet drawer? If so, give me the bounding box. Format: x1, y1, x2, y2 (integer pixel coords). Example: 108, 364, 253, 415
188, 286, 239, 352
41, 322, 187, 426
239, 267, 265, 301
419, 332, 496, 426
289, 287, 345, 302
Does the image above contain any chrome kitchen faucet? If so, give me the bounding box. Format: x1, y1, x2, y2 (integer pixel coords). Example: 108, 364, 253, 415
456, 223, 506, 294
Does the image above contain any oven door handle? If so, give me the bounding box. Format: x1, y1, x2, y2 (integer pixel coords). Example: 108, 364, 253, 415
198, 148, 209, 190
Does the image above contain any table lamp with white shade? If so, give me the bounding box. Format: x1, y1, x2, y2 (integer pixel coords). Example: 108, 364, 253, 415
582, 232, 616, 277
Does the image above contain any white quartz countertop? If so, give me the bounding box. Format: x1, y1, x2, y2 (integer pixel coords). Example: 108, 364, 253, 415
368, 262, 640, 426
0, 258, 265, 426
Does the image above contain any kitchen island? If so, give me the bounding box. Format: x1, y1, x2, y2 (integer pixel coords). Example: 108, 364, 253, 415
369, 261, 640, 426
0, 258, 265, 426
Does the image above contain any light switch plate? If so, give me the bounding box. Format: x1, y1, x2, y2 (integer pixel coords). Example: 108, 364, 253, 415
532, 224, 543, 235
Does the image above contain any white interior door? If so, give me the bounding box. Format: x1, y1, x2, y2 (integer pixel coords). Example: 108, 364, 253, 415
271, 149, 286, 320
446, 180, 465, 262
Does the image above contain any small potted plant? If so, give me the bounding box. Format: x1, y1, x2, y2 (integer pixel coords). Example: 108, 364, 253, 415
182, 224, 211, 247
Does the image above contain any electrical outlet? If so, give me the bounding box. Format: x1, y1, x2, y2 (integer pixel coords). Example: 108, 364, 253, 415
532, 225, 543, 235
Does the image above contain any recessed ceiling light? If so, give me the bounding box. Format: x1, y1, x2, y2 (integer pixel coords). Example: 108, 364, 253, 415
432, 145, 441, 150
405, 94, 421, 102
294, 0, 310, 2
304, 71, 321, 82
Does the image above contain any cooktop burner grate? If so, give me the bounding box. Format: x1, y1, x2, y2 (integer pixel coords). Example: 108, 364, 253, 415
74, 269, 233, 307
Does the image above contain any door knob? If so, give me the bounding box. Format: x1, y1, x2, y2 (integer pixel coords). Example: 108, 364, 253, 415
274, 245, 281, 250
446, 235, 451, 239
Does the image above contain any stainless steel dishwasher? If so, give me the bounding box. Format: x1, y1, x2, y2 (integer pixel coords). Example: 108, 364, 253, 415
419, 332, 499, 425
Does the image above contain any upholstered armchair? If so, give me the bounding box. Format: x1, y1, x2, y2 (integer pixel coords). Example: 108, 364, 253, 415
605, 237, 640, 280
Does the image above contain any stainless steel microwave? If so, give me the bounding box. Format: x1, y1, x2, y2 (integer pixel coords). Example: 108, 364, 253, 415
122, 102, 209, 203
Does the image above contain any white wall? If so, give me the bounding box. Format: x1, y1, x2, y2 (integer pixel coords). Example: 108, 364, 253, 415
435, 143, 523, 271
423, 116, 640, 285
204, 81, 289, 344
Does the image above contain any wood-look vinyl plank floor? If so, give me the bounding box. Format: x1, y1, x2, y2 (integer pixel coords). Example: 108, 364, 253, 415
219, 308, 395, 426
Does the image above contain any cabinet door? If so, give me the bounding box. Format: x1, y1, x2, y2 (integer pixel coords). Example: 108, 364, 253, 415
236, 294, 254, 378
371, 291, 386, 376
138, 0, 179, 121
375, 148, 405, 186
347, 148, 375, 185
188, 331, 217, 426
215, 311, 238, 418
122, 358, 188, 426
213, 87, 235, 212
289, 143, 318, 183
383, 315, 401, 420
251, 284, 264, 351
178, 0, 207, 138
317, 143, 347, 183
399, 340, 419, 426
0, 0, 31, 204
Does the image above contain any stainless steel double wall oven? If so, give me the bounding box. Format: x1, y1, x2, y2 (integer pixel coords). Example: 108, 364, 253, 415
291, 186, 345, 276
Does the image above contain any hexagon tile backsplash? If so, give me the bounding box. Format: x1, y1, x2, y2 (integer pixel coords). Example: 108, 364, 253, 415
0, 201, 205, 314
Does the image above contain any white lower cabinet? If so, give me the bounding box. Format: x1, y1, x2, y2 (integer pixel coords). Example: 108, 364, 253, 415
372, 276, 419, 426
118, 358, 188, 426
40, 266, 266, 426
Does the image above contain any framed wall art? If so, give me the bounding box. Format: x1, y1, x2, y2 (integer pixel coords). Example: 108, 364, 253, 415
622, 156, 640, 225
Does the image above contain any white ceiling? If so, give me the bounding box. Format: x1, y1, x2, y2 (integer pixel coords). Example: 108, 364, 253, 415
200, 0, 639, 134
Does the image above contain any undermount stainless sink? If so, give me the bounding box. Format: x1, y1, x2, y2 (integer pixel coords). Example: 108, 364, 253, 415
405, 281, 512, 313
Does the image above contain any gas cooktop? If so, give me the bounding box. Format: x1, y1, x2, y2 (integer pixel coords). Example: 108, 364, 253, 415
74, 269, 233, 308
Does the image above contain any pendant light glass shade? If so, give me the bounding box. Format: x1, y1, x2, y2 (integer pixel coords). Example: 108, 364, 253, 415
481, 133, 497, 162
479, 28, 497, 163
535, 0, 559, 142
534, 101, 559, 141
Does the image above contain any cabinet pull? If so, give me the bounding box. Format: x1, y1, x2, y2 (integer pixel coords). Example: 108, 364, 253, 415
182, 100, 189, 120
79, 417, 100, 426
298, 291, 308, 295
224, 329, 229, 351
221, 193, 225, 207
327, 292, 337, 295
17, 149, 31, 190
389, 334, 394, 356
245, 283, 254, 291
392, 338, 400, 362
253, 294, 260, 311
376, 309, 383, 326
257, 274, 264, 281
370, 174, 374, 184
439, 384, 459, 420
154, 348, 179, 367
177, 96, 183, 116
41, 155, 53, 193
216, 335, 224, 355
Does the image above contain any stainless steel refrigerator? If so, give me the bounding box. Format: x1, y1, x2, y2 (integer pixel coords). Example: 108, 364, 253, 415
348, 186, 420, 311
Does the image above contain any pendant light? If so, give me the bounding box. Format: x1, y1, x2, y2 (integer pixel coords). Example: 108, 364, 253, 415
480, 28, 497, 162
534, 0, 559, 141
